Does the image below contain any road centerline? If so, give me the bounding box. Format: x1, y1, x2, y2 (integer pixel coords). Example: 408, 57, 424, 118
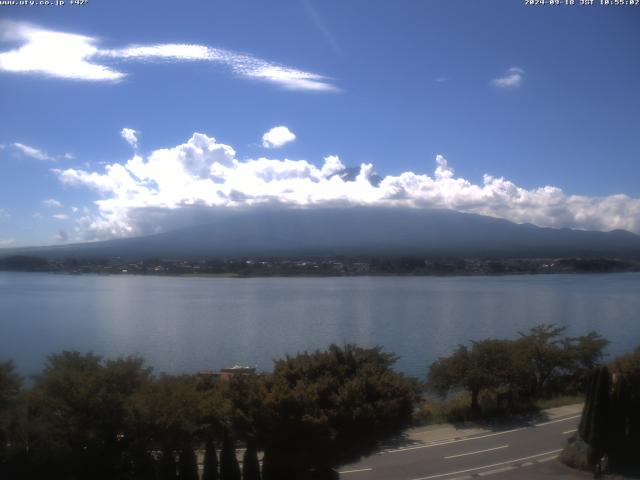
443, 444, 509, 459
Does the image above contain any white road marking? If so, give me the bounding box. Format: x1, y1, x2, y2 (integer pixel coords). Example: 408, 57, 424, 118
339, 468, 373, 474
534, 414, 581, 427
563, 428, 577, 435
410, 449, 563, 480
477, 466, 516, 476
382, 413, 580, 455
444, 445, 509, 459
382, 428, 526, 454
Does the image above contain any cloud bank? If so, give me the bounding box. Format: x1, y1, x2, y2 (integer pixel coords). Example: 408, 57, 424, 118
0, 21, 336, 91
53, 132, 640, 240
262, 126, 296, 148
491, 67, 525, 88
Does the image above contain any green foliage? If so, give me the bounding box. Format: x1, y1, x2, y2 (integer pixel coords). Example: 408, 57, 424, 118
0, 361, 23, 476
24, 352, 153, 478
129, 374, 203, 450
260, 344, 418, 475
428, 340, 515, 414
428, 324, 609, 418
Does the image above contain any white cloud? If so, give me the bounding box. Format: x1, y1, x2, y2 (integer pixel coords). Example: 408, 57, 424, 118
0, 239, 15, 247
52, 214, 69, 220
0, 21, 123, 81
0, 208, 8, 218
13, 142, 54, 161
262, 126, 296, 149
120, 128, 139, 149
42, 198, 63, 208
491, 67, 525, 88
11, 142, 72, 161
0, 21, 336, 91
52, 132, 640, 240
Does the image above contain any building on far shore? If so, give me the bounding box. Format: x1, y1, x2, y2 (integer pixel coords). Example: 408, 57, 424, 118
198, 365, 256, 380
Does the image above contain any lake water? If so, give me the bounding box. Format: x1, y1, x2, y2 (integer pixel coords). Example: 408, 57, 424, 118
1, 272, 639, 378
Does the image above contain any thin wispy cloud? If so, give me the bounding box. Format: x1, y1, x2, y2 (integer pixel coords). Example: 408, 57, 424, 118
54, 131, 640, 240
13, 142, 55, 161
262, 126, 296, 148
0, 21, 337, 91
491, 67, 525, 88
12, 142, 71, 161
42, 198, 63, 208
0, 238, 15, 247
52, 214, 69, 220
120, 128, 139, 149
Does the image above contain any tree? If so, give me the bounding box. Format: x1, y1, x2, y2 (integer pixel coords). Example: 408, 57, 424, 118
24, 351, 153, 479
562, 332, 609, 393
515, 324, 568, 397
220, 430, 241, 480
0, 361, 23, 477
129, 374, 203, 453
573, 348, 640, 474
178, 445, 199, 480
428, 340, 514, 414
242, 441, 260, 480
261, 344, 417, 478
202, 436, 219, 480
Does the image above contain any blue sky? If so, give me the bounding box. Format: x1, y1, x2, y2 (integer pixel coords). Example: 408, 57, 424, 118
1, 0, 639, 246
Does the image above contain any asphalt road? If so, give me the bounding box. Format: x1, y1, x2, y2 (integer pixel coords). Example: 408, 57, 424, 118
338, 413, 582, 480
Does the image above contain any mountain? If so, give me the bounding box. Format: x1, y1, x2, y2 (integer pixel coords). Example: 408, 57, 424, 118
3, 207, 640, 260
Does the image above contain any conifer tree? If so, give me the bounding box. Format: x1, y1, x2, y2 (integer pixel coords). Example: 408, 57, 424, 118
220, 431, 241, 480
242, 441, 260, 480
202, 437, 219, 480
178, 445, 199, 480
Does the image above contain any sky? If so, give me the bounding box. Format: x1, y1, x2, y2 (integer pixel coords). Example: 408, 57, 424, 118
0, 0, 639, 246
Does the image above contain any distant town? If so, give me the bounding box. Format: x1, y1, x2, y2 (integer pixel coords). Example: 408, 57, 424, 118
1, 254, 639, 277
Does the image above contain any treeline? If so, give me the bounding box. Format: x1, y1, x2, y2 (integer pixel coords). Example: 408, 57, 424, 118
427, 325, 609, 415
2, 254, 639, 277
0, 345, 417, 480
1, 331, 639, 479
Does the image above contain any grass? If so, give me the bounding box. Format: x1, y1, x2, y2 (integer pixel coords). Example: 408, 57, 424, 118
413, 391, 584, 426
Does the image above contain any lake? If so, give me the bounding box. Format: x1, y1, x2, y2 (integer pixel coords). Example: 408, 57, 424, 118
1, 272, 639, 378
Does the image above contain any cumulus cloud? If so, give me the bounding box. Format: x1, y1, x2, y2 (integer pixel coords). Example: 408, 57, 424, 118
491, 67, 525, 88
0, 21, 336, 91
52, 132, 640, 240
42, 198, 63, 208
262, 126, 296, 149
120, 128, 139, 149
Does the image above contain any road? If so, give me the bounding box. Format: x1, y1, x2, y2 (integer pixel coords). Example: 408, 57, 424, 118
338, 409, 584, 480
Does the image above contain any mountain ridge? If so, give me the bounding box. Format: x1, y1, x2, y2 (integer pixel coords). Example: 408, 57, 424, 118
2, 207, 640, 260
